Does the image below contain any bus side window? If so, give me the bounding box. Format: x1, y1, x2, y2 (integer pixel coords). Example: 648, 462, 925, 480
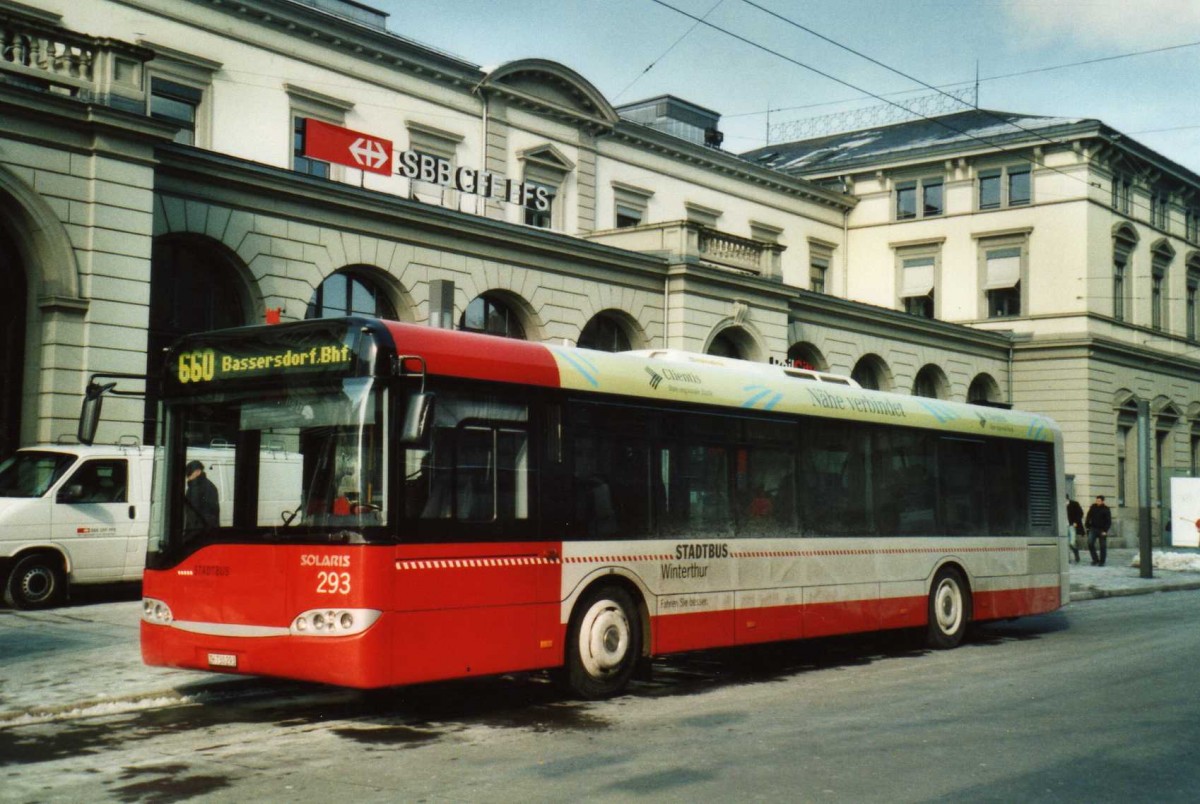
938, 438, 988, 536
800, 422, 871, 535
411, 392, 531, 529
873, 428, 936, 536
569, 402, 655, 539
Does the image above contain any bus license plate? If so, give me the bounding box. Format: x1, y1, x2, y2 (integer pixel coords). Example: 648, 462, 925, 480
207, 652, 237, 668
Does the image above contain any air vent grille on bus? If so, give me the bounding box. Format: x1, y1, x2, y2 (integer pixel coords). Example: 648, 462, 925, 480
1027, 449, 1054, 530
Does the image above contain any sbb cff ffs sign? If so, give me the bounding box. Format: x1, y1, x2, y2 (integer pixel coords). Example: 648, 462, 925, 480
303, 119, 393, 175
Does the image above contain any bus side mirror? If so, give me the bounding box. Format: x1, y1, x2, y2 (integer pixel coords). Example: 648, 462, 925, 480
399, 392, 434, 447
78, 382, 116, 446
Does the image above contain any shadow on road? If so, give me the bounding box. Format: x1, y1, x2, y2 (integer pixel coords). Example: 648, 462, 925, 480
0, 609, 1069, 770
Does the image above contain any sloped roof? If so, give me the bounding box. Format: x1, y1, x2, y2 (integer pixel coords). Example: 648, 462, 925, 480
741, 109, 1096, 176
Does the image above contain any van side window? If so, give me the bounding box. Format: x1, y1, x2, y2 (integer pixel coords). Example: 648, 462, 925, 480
65, 460, 128, 504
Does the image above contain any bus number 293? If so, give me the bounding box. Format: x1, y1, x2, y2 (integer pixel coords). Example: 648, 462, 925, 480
316, 571, 351, 594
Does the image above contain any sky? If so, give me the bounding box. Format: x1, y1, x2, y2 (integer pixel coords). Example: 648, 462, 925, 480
368, 0, 1200, 174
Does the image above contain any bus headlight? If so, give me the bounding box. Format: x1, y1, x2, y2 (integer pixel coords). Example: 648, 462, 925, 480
142, 597, 173, 625
290, 608, 380, 637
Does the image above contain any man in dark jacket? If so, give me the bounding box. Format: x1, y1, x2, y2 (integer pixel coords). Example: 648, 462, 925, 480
1084, 495, 1112, 566
184, 459, 220, 533
1065, 494, 1084, 562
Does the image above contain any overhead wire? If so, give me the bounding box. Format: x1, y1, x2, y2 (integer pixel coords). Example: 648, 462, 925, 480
612, 0, 727, 103
645, 0, 1183, 220
725, 38, 1200, 119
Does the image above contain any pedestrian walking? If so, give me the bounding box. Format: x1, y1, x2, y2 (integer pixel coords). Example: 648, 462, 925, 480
1065, 494, 1083, 562
1084, 494, 1112, 566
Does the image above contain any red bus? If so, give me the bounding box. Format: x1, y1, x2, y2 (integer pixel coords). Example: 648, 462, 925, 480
106, 317, 1065, 698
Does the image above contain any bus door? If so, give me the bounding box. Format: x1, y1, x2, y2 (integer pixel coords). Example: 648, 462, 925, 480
398, 390, 550, 677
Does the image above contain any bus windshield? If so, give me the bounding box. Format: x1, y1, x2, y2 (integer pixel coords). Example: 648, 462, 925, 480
149, 377, 388, 559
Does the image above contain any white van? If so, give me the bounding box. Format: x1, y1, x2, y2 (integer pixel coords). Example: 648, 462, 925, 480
0, 440, 302, 608
0, 441, 153, 609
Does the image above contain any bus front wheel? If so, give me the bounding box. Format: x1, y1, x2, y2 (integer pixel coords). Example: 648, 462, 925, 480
564, 585, 641, 699
926, 566, 970, 649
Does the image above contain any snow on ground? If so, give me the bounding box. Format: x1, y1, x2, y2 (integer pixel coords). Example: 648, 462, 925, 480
1132, 551, 1200, 571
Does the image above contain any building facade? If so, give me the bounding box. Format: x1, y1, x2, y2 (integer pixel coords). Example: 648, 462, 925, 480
2, 0, 1019, 463
748, 110, 1200, 543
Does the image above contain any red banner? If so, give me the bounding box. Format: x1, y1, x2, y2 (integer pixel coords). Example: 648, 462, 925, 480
303, 119, 393, 175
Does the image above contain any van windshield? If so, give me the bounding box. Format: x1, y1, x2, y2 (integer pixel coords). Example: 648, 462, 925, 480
149, 378, 388, 560
0, 451, 76, 498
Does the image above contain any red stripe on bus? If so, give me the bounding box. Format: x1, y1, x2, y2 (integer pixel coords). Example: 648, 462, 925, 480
381, 321, 560, 387
143, 580, 1060, 689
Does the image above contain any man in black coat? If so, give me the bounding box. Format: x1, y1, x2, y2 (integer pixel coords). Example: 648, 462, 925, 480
184, 459, 220, 533
1065, 494, 1084, 562
1084, 495, 1112, 566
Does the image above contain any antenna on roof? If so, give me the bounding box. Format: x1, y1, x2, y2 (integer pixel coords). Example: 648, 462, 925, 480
974, 61, 980, 109
766, 85, 976, 142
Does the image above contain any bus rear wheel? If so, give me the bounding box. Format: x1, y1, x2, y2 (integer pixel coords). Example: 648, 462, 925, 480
564, 585, 641, 699
926, 566, 970, 649
4, 553, 66, 610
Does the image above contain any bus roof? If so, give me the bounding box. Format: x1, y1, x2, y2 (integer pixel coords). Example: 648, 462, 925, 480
381, 320, 1058, 444
164, 319, 1058, 444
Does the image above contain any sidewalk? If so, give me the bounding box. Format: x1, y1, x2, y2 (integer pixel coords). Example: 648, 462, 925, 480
1067, 547, 1200, 601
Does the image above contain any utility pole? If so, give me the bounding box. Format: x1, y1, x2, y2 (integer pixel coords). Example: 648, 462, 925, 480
1137, 399, 1153, 578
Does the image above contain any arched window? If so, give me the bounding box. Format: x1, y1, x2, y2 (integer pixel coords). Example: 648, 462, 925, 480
912, 364, 949, 399
0, 223, 24, 459
851, 354, 891, 392
578, 313, 632, 352
460, 293, 526, 339
786, 342, 827, 372
967, 373, 1002, 406
146, 235, 249, 443
305, 268, 396, 320
707, 332, 742, 359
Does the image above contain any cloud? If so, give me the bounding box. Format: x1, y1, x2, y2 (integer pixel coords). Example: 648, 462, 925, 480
1005, 0, 1200, 49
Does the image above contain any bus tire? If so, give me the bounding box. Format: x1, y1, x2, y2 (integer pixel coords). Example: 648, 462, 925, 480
564, 584, 641, 699
4, 553, 66, 610
926, 566, 970, 649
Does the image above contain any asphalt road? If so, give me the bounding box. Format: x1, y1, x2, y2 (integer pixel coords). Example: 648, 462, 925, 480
2, 591, 1199, 803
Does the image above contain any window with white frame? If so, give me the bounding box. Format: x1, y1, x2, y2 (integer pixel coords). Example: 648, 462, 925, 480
1113, 229, 1136, 322
524, 181, 556, 228
520, 145, 573, 231
141, 42, 219, 149
406, 123, 464, 206
612, 182, 652, 229
979, 164, 1032, 210
150, 78, 201, 145
1151, 246, 1171, 331
1187, 208, 1200, 243
809, 244, 832, 293
1112, 173, 1133, 215
897, 248, 938, 318
1188, 265, 1200, 341
982, 243, 1024, 318
895, 176, 943, 220
1151, 191, 1170, 230
286, 84, 353, 180
1008, 165, 1031, 206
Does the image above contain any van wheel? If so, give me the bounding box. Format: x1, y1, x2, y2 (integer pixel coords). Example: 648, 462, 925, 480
926, 566, 970, 649
564, 585, 641, 699
4, 554, 66, 609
